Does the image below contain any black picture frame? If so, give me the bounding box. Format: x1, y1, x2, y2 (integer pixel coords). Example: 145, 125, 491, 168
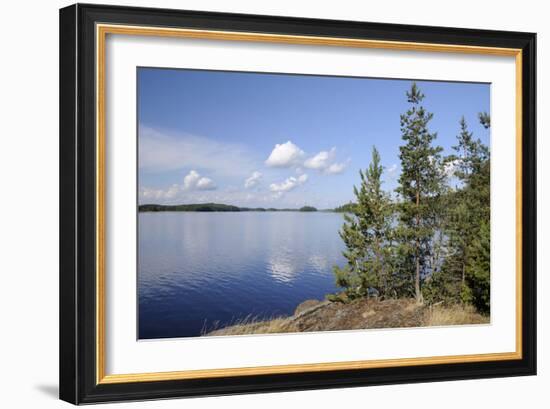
60, 3, 536, 404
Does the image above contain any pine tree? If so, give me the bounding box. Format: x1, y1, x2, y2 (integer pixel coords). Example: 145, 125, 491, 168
396, 82, 445, 303
422, 115, 490, 308
453, 116, 489, 184
425, 117, 490, 306
462, 114, 491, 312
478, 111, 491, 129
465, 219, 490, 313
333, 147, 393, 299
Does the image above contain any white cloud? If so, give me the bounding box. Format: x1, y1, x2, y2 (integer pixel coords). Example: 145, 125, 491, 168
196, 177, 216, 190
183, 170, 201, 190
265, 141, 304, 168
325, 162, 347, 174
164, 184, 180, 198
244, 171, 262, 189
139, 126, 257, 178
140, 170, 216, 203
269, 174, 308, 193
140, 184, 180, 201
304, 148, 336, 170
304, 147, 348, 174
183, 170, 216, 191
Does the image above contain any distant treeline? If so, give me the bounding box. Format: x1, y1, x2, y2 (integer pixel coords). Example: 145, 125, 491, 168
139, 203, 319, 212
333, 202, 358, 213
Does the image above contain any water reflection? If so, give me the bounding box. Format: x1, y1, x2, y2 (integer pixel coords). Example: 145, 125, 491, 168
268, 253, 296, 283
138, 212, 346, 338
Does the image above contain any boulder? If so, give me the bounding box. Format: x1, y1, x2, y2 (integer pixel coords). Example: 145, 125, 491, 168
294, 299, 321, 316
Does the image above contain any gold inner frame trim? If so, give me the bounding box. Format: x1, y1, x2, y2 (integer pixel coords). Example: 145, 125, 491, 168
95, 23, 523, 385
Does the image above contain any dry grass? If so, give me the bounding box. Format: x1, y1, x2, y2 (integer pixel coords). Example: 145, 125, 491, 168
204, 314, 297, 336
424, 304, 489, 326
203, 299, 490, 336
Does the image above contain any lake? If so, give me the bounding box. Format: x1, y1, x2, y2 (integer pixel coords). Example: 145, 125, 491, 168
138, 211, 346, 339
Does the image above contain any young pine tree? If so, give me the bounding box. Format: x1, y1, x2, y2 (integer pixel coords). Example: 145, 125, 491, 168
462, 114, 491, 313
396, 82, 445, 303
426, 117, 489, 305
450, 116, 490, 288
333, 147, 393, 299
431, 115, 490, 310
453, 116, 489, 184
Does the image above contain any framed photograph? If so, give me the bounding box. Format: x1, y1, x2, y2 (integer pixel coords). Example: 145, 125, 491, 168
59, 3, 536, 404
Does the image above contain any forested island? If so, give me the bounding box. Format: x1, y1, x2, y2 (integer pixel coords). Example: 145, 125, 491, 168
203, 82, 491, 336
139, 203, 319, 212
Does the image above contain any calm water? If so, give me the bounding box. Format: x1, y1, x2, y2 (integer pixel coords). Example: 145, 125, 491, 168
138, 212, 346, 339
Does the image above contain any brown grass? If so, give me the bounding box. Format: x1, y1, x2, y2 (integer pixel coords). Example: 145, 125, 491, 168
204, 314, 298, 336
203, 299, 490, 337
424, 304, 489, 326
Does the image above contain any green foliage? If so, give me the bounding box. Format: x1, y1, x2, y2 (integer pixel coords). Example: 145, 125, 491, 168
465, 220, 490, 313
418, 115, 490, 312
478, 111, 491, 129
333, 202, 358, 213
143, 82, 492, 318
395, 82, 445, 303
139, 203, 315, 212
333, 84, 491, 316
451, 116, 489, 182
139, 203, 241, 212
422, 269, 462, 305
333, 147, 394, 299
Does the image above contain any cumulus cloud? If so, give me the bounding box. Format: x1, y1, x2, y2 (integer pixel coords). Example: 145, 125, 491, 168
196, 177, 216, 190
304, 148, 336, 170
304, 147, 348, 174
183, 170, 216, 191
265, 141, 304, 168
140, 170, 217, 203
325, 162, 347, 174
264, 141, 348, 175
269, 174, 308, 193
244, 171, 262, 189
183, 170, 200, 190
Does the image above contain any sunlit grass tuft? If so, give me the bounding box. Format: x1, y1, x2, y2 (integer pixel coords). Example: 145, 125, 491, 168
424, 304, 489, 326
203, 314, 297, 336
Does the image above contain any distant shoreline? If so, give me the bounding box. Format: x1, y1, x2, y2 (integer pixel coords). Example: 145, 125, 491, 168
138, 203, 343, 213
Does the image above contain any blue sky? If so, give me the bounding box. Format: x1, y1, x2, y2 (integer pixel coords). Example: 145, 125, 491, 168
138, 68, 490, 209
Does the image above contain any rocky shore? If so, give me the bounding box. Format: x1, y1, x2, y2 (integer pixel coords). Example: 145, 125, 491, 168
204, 298, 489, 336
